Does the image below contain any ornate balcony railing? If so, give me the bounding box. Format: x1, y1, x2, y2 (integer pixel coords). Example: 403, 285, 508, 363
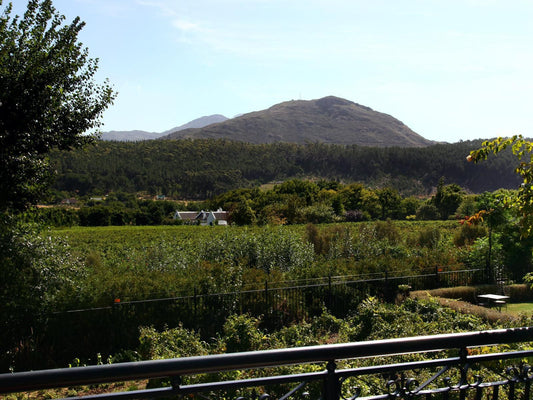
1, 327, 533, 400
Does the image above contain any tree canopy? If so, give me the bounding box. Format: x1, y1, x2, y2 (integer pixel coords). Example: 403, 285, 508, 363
0, 0, 115, 212
469, 135, 533, 237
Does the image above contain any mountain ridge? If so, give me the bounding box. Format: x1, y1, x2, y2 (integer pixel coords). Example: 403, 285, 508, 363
101, 114, 228, 141
163, 96, 433, 147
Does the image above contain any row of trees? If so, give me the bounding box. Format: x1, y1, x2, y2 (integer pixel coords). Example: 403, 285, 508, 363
31, 177, 482, 227
209, 178, 469, 226
46, 138, 521, 201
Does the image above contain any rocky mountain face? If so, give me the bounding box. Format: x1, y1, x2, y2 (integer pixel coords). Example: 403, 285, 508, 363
163, 96, 433, 147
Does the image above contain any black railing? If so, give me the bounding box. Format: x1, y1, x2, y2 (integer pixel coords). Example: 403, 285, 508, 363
2, 327, 533, 400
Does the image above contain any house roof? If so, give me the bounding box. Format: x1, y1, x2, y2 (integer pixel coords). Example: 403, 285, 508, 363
212, 211, 228, 219
174, 209, 228, 221
175, 211, 198, 220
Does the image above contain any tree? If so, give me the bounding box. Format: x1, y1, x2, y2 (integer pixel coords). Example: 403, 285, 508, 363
431, 178, 464, 219
376, 187, 401, 220
469, 136, 533, 282
0, 0, 114, 370
229, 199, 256, 225
0, 0, 115, 212
468, 135, 533, 236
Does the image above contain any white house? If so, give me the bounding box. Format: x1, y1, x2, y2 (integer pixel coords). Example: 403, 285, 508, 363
174, 208, 228, 226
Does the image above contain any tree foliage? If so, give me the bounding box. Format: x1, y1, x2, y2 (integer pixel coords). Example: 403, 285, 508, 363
469, 135, 533, 236
0, 0, 115, 211
47, 139, 521, 201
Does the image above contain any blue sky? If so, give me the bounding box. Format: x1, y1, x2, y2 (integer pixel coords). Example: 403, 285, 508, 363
10, 0, 533, 142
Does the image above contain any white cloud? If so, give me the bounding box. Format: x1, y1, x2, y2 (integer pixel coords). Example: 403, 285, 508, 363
172, 19, 202, 33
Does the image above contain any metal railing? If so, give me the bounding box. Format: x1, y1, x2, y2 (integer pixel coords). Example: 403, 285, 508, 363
2, 327, 533, 400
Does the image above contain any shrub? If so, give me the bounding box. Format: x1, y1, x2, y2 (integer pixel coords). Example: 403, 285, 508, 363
344, 209, 367, 222
138, 325, 208, 360
410, 291, 513, 324
413, 286, 478, 303
374, 220, 400, 244
453, 223, 487, 246
222, 314, 264, 353
296, 204, 337, 224
417, 227, 441, 249
416, 204, 439, 220
508, 283, 533, 302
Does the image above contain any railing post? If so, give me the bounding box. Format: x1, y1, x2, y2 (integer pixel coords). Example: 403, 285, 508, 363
193, 287, 197, 317
328, 275, 332, 310
323, 360, 340, 400
264, 280, 269, 310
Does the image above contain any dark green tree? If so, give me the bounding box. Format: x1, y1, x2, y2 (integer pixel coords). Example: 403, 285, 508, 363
0, 0, 115, 212
229, 198, 256, 225
376, 187, 402, 220
431, 179, 465, 219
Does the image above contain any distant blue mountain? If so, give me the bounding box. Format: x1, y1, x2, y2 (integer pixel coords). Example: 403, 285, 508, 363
100, 114, 229, 141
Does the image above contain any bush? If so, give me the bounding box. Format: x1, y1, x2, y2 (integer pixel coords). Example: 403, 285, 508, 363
296, 204, 337, 224
344, 209, 367, 222
374, 220, 400, 244
417, 227, 441, 248
0, 217, 84, 371
413, 286, 478, 303
138, 325, 208, 360
453, 223, 487, 246
509, 282, 533, 302
222, 314, 264, 353
416, 204, 439, 220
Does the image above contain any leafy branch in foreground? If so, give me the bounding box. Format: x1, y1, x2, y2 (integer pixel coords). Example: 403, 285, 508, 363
468, 135, 533, 237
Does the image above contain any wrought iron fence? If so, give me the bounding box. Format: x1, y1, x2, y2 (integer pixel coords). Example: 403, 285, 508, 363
42, 267, 487, 366
2, 327, 533, 400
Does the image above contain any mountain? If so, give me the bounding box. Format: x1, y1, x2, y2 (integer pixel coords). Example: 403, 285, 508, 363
101, 114, 228, 141
159, 114, 228, 135
100, 130, 162, 141
163, 96, 433, 147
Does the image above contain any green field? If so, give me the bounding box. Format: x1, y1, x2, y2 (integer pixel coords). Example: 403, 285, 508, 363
507, 302, 533, 315
43, 220, 472, 311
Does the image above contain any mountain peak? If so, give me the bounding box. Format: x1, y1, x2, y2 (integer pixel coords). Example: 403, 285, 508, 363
164, 96, 432, 147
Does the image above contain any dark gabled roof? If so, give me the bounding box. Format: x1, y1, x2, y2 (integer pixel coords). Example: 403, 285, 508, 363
176, 211, 198, 220
175, 209, 229, 221
212, 211, 228, 220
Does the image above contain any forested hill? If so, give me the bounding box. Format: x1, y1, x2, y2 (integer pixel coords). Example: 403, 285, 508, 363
163, 96, 433, 147
49, 139, 519, 199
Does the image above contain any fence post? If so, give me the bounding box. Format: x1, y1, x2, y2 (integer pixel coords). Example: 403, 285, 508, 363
193, 288, 197, 321
328, 275, 332, 310
435, 265, 440, 288
264, 280, 269, 309
323, 360, 340, 400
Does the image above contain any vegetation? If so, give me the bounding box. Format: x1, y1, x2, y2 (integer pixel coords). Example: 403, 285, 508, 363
46, 139, 520, 201
0, 0, 114, 374
0, 0, 115, 212
470, 135, 533, 237
1, 3, 533, 392
14, 298, 533, 399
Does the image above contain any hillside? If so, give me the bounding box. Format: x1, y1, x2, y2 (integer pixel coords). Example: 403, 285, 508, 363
50, 139, 519, 199
101, 114, 228, 141
164, 96, 433, 147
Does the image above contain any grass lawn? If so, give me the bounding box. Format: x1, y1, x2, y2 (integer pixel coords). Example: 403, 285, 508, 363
506, 303, 533, 315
